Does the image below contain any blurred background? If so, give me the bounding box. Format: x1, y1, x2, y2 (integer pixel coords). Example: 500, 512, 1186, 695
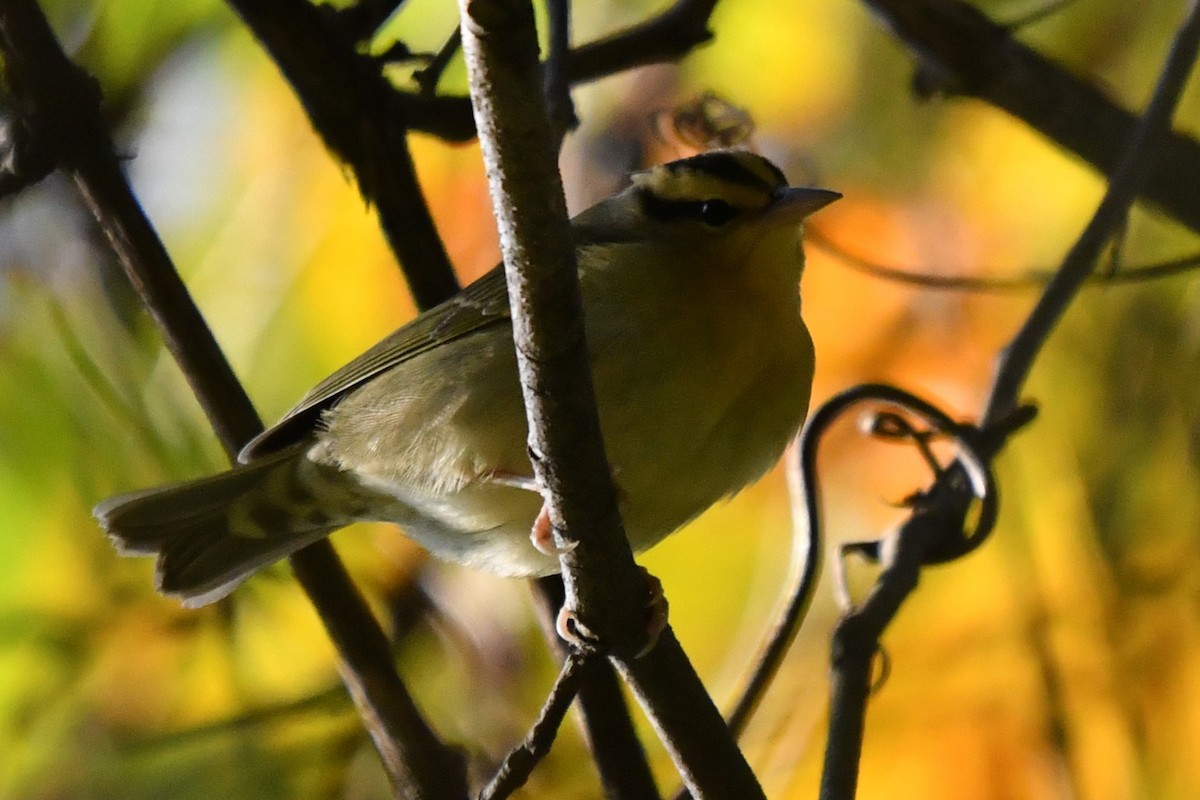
2, 0, 1199, 797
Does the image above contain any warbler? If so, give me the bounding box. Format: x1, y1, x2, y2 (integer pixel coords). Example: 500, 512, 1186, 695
95, 150, 838, 607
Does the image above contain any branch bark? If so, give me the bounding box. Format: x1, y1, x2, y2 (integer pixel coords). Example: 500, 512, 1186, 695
0, 3, 468, 797
862, 0, 1200, 234
457, 0, 641, 652
387, 0, 721, 143
223, 0, 460, 309
532, 577, 661, 800
456, 0, 763, 796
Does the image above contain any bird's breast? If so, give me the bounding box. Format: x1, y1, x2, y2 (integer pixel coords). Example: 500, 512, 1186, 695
585, 278, 814, 551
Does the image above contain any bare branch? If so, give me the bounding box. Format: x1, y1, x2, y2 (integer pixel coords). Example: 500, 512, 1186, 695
982, 0, 1200, 427
0, 3, 468, 797
532, 577, 661, 800
565, 0, 719, 84
613, 632, 766, 799
457, 0, 639, 650
808, 229, 1200, 293
456, 0, 764, 796
814, 3, 1200, 794
479, 652, 598, 800
861, 0, 1200, 234
222, 0, 460, 309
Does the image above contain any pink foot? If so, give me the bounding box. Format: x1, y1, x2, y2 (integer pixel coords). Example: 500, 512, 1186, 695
530, 502, 579, 557
553, 566, 670, 657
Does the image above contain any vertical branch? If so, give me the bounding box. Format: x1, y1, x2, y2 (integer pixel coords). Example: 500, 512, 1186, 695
456, 0, 765, 796
543, 0, 577, 146
0, 2, 469, 797
457, 0, 642, 658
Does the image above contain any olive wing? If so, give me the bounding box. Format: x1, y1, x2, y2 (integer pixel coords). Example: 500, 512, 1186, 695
239, 266, 511, 462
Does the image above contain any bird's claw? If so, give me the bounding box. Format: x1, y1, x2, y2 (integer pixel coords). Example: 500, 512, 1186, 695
553, 566, 669, 658
530, 503, 579, 556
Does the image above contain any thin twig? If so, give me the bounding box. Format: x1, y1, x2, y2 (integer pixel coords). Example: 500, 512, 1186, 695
479, 652, 598, 800
809, 229, 1200, 293
124, 685, 350, 751
564, 0, 719, 84
532, 577, 661, 800
413, 27, 462, 96
0, 3, 469, 797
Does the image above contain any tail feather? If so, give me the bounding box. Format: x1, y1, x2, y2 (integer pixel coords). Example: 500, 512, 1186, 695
95, 447, 350, 607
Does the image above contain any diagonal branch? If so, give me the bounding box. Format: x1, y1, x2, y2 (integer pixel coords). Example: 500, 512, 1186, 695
531, 576, 661, 800
564, 0, 719, 83
387, 0, 722, 142
0, 2, 468, 797
981, 0, 1200, 425
861, 0, 1200, 234
222, 0, 460, 309
479, 651, 599, 800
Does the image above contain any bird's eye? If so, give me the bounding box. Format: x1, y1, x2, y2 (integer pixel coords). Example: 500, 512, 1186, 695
697, 199, 737, 226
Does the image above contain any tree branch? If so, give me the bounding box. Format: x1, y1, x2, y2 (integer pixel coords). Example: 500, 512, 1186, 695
457, 0, 640, 661
982, 0, 1200, 426
0, 2, 468, 797
861, 0, 1200, 234
386, 0, 721, 143
479, 652, 598, 800
564, 0, 718, 84
817, 3, 1200, 794
532, 577, 661, 800
456, 0, 763, 796
222, 0, 460, 309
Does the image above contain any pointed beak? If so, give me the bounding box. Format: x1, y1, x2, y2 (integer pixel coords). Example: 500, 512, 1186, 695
767, 187, 841, 223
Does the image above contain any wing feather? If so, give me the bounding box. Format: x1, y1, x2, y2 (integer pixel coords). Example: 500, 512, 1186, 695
239, 267, 510, 462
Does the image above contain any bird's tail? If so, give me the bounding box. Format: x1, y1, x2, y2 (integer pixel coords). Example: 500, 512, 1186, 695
95, 447, 359, 607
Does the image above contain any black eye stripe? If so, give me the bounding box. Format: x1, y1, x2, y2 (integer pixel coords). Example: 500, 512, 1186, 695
638, 189, 742, 225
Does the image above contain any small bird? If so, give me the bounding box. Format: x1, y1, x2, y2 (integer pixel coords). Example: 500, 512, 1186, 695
95, 150, 838, 607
